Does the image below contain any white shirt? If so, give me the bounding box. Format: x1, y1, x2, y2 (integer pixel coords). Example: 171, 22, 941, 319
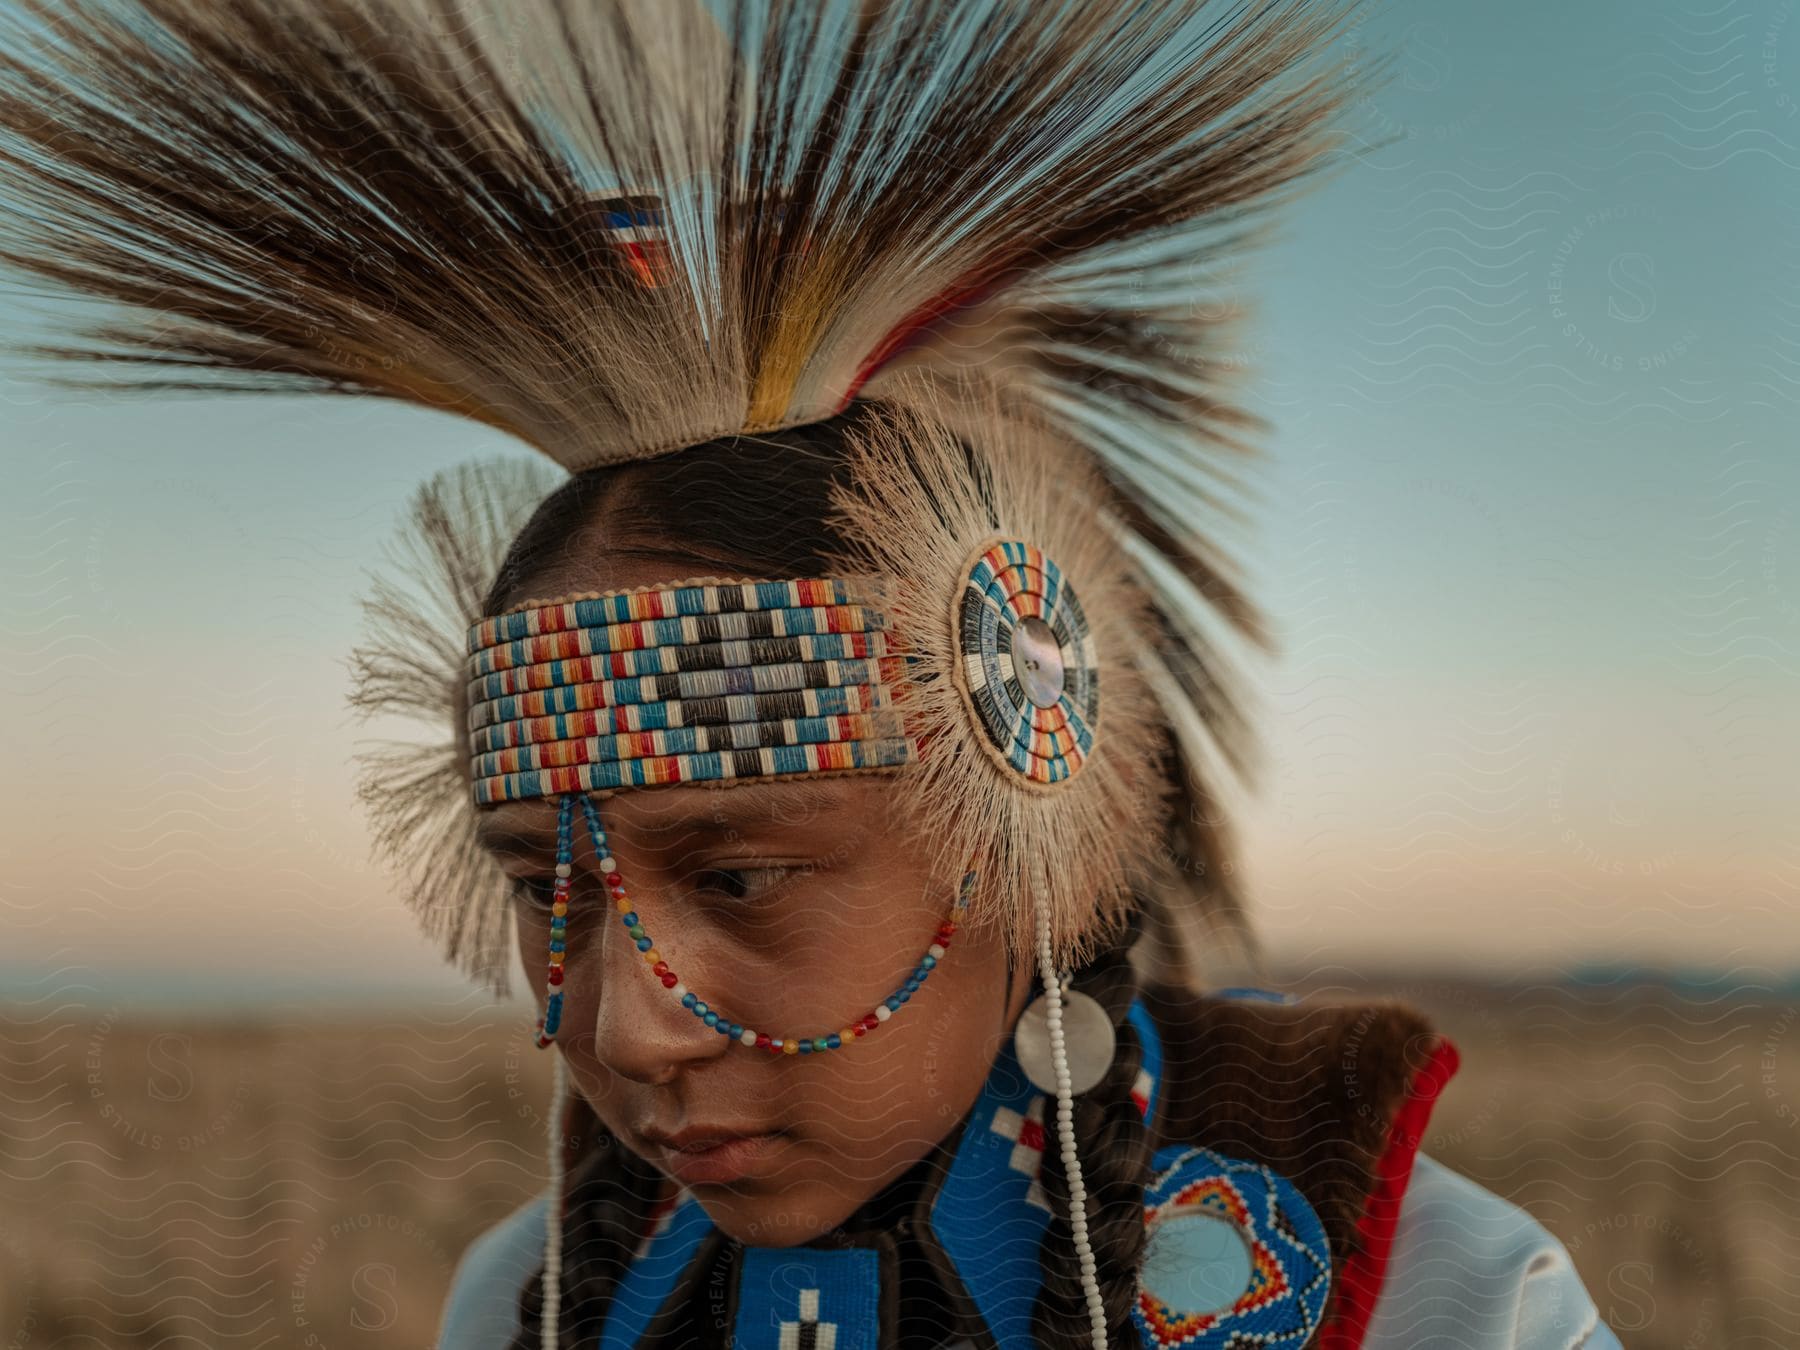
1361, 1156, 1621, 1350
436, 1153, 1619, 1349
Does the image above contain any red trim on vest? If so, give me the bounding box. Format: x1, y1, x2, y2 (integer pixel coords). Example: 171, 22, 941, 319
1315, 1034, 1461, 1350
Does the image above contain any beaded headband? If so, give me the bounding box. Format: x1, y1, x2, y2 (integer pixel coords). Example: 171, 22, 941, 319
465, 578, 915, 802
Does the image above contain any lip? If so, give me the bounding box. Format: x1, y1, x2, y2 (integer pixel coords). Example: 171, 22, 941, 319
649, 1130, 784, 1186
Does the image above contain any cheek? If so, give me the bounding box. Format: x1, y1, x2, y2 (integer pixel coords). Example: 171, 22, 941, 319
612, 849, 959, 1037
785, 932, 1015, 1166
513, 907, 544, 997
513, 905, 606, 1068
708, 959, 1011, 1239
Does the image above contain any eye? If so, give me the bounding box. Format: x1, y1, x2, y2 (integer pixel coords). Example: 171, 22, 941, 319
692, 864, 792, 903
508, 876, 562, 911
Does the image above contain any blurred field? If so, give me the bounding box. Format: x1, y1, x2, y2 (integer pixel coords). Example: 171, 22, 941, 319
1, 980, 1795, 1349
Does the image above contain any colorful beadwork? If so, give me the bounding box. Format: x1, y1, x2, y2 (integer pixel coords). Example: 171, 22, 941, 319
466, 579, 917, 803
525, 792, 974, 1055
582, 192, 674, 288
469, 579, 865, 651
957, 540, 1098, 784
1132, 1146, 1331, 1348
532, 792, 578, 1048
573, 191, 809, 293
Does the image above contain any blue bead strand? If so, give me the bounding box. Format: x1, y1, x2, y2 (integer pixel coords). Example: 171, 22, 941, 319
533, 792, 576, 1047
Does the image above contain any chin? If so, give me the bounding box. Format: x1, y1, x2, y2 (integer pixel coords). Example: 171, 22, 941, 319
688, 1178, 858, 1249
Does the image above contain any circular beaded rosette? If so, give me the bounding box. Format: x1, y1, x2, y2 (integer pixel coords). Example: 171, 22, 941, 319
955, 539, 1099, 785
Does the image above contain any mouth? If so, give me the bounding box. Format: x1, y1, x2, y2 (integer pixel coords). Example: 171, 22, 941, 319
643, 1128, 786, 1186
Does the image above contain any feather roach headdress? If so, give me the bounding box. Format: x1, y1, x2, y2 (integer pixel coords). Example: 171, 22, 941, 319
0, 0, 1357, 994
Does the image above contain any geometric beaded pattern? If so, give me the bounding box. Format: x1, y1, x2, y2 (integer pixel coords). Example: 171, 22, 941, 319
1132, 1146, 1332, 1349
988, 1060, 1159, 1214
957, 540, 1099, 784
586, 192, 674, 288
466, 578, 917, 802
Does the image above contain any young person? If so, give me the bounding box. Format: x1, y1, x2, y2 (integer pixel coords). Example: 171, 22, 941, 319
0, 2, 1617, 1346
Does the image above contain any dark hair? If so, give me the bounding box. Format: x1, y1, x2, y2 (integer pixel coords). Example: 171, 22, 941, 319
479, 410, 872, 618
499, 407, 1152, 1350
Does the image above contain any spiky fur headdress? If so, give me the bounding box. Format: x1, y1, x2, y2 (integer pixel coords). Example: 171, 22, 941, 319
0, 0, 1356, 993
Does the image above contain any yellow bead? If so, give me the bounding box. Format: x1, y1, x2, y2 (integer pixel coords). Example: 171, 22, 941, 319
552, 903, 568, 917
615, 898, 632, 915
842, 1028, 856, 1042
548, 951, 564, 966
783, 1040, 800, 1055
643, 949, 661, 964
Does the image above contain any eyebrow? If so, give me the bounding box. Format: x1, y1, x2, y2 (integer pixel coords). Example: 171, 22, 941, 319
472, 805, 561, 861
471, 780, 854, 860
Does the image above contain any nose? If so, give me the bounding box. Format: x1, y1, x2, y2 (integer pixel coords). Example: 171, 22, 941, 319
587, 876, 730, 1086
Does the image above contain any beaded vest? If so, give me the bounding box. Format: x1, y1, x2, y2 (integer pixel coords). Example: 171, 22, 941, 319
537, 987, 1461, 1350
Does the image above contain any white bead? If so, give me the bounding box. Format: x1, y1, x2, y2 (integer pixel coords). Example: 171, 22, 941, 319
739, 1028, 757, 1046
927, 943, 945, 959
555, 862, 572, 878
599, 857, 618, 873
672, 982, 687, 999
875, 1004, 891, 1021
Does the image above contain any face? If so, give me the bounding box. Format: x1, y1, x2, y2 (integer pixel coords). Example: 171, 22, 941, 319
473, 547, 1034, 1248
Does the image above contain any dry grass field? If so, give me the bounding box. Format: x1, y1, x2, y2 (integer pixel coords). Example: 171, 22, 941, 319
0, 979, 1793, 1348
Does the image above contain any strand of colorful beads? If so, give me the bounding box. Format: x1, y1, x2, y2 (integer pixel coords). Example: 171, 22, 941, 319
531, 792, 577, 1048
555, 792, 969, 1055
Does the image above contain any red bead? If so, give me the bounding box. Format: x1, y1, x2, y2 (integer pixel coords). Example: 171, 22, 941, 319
862, 1014, 879, 1031
659, 972, 678, 988
652, 961, 669, 976
548, 968, 564, 986
755, 1033, 771, 1049
852, 1023, 866, 1037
